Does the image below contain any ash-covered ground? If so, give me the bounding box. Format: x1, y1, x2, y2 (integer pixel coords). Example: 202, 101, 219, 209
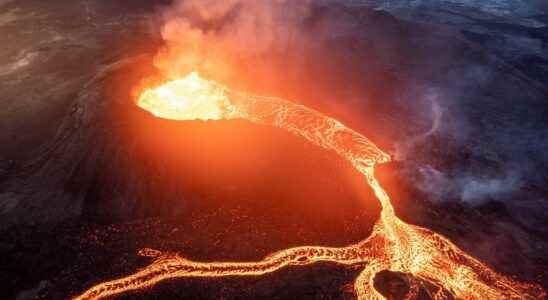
0, 1, 546, 299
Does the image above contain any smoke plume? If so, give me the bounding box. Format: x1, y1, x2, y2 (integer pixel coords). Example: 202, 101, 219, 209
394, 88, 444, 161
152, 0, 313, 81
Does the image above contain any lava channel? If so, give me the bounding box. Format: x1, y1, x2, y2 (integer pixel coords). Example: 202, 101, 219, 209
75, 72, 545, 300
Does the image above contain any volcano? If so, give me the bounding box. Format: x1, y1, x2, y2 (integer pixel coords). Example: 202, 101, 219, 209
1, 1, 547, 300
73, 72, 543, 299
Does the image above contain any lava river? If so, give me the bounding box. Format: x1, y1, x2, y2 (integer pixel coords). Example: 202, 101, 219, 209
75, 72, 545, 300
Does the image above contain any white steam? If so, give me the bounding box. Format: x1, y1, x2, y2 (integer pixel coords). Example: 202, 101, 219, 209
416, 165, 523, 205
394, 89, 444, 161
459, 174, 522, 204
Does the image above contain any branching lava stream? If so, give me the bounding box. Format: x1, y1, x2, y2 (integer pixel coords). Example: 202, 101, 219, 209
75, 73, 545, 300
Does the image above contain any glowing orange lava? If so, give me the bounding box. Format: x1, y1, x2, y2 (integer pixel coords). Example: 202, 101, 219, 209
76, 72, 545, 300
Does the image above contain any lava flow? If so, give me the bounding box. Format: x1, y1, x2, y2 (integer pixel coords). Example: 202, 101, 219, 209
75, 72, 545, 300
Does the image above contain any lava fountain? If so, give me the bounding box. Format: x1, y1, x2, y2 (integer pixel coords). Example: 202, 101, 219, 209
75, 72, 545, 300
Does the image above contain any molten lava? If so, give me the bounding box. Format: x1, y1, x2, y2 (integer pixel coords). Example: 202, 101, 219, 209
76, 72, 545, 299
137, 72, 231, 121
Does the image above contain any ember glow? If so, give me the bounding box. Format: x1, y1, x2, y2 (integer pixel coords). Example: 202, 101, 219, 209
76, 73, 545, 299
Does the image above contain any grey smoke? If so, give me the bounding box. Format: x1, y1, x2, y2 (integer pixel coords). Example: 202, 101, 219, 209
416, 165, 523, 205
459, 174, 521, 204
394, 88, 444, 161
394, 55, 545, 206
